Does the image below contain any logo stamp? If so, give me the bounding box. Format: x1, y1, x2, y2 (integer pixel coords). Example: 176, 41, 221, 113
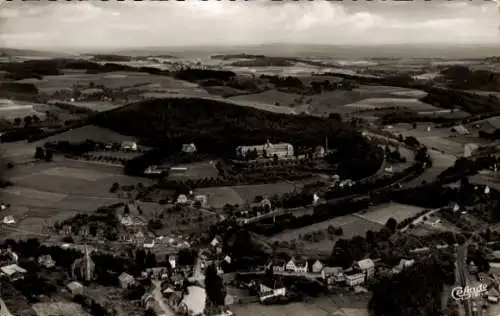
451, 284, 488, 301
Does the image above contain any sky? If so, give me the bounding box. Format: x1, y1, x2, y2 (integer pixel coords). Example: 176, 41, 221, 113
0, 0, 499, 50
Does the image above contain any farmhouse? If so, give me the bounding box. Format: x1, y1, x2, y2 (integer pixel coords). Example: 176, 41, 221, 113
451, 124, 470, 136
0, 264, 27, 280
66, 281, 84, 296
285, 257, 308, 273
2, 216, 15, 224
119, 272, 135, 289
176, 194, 189, 204
169, 255, 177, 269
38, 254, 55, 268
322, 267, 344, 284
193, 195, 207, 208
121, 141, 138, 151
353, 259, 375, 280
258, 279, 286, 302
236, 140, 294, 160
268, 259, 287, 272
182, 143, 197, 153
345, 273, 365, 287
311, 260, 324, 273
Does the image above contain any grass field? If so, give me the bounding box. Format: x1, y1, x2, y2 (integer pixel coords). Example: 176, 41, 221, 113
193, 187, 245, 208
32, 302, 92, 316
231, 182, 299, 201
231, 294, 370, 316
356, 203, 426, 225
19, 71, 197, 94
229, 89, 302, 107
167, 161, 219, 181
0, 99, 46, 119
343, 98, 439, 112
270, 215, 383, 253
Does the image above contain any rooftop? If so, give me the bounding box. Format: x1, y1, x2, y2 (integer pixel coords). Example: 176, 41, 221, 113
1, 264, 27, 275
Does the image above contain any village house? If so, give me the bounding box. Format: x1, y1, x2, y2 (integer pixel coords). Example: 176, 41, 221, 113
66, 281, 84, 297
345, 272, 365, 287
119, 272, 136, 289
121, 141, 138, 152
176, 194, 188, 204
143, 238, 155, 249
38, 254, 56, 268
168, 255, 177, 269
353, 259, 375, 280
268, 259, 286, 272
146, 267, 169, 280
0, 264, 27, 280
311, 260, 324, 274
193, 195, 207, 208
322, 267, 344, 284
2, 216, 15, 224
182, 143, 197, 153
258, 279, 286, 302
285, 258, 308, 273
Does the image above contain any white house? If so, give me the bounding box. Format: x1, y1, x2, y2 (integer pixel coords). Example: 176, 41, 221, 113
168, 255, 176, 269
177, 194, 188, 204
286, 258, 308, 273
354, 259, 375, 280
345, 273, 365, 287
143, 238, 155, 249
210, 236, 222, 247
322, 267, 344, 284
193, 195, 207, 208
118, 272, 135, 289
269, 259, 286, 272
311, 260, 324, 274
121, 141, 138, 151
0, 264, 26, 280
182, 143, 197, 153
2, 216, 15, 224
258, 280, 286, 302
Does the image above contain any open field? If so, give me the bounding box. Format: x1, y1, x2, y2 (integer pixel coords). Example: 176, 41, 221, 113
32, 302, 92, 316
193, 187, 244, 208
167, 161, 219, 181
0, 99, 46, 119
42, 124, 135, 143
229, 89, 302, 107
6, 161, 153, 197
19, 71, 197, 93
193, 181, 301, 208
231, 293, 370, 316
356, 202, 425, 225
231, 182, 300, 201
270, 214, 383, 253
343, 98, 439, 112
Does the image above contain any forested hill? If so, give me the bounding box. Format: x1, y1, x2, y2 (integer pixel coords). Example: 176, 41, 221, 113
91, 97, 371, 158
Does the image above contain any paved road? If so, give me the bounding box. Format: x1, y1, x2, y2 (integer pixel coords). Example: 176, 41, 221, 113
455, 225, 488, 316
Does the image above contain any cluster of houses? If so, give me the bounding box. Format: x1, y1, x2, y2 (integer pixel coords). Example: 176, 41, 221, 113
259, 257, 376, 301
176, 191, 208, 208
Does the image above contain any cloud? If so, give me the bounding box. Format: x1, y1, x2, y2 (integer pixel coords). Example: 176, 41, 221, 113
0, 0, 498, 49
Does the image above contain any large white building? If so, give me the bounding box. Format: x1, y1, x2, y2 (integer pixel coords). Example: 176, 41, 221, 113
236, 140, 294, 160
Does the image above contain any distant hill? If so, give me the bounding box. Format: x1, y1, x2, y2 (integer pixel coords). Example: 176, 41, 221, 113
0, 47, 72, 58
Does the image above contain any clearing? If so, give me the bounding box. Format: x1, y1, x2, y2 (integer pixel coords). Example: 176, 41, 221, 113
167, 161, 220, 181
356, 202, 425, 225
32, 302, 92, 316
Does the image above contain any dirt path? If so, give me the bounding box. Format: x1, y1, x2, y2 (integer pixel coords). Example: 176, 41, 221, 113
152, 281, 175, 316
0, 298, 14, 316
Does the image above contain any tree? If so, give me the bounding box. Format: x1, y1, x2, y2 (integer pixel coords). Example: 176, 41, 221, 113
204, 263, 226, 312
44, 149, 53, 162
385, 217, 398, 234
13, 117, 21, 127
23, 115, 32, 126
34, 147, 45, 160
32, 115, 40, 124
